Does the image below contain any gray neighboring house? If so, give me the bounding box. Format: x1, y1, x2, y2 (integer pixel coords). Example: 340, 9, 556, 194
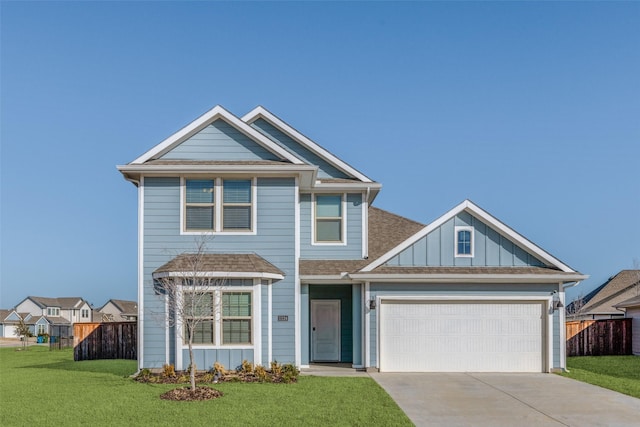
14, 296, 93, 336
614, 294, 640, 355
98, 299, 138, 322
567, 270, 640, 320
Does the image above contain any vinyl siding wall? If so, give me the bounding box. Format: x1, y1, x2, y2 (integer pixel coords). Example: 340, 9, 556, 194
366, 283, 559, 369
160, 119, 280, 161
142, 176, 296, 369
250, 118, 349, 179
386, 213, 545, 267
299, 193, 363, 259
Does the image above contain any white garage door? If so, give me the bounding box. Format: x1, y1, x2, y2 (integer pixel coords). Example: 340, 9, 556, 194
379, 300, 545, 372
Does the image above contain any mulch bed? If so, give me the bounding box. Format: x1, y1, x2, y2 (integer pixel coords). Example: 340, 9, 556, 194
160, 386, 223, 401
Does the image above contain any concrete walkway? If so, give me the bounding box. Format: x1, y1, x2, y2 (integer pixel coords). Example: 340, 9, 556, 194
370, 372, 640, 427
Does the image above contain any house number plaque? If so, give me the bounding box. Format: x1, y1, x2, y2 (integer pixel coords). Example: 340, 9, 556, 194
277, 315, 288, 321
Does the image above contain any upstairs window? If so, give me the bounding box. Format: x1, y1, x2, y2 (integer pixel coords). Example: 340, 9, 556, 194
47, 307, 60, 317
223, 180, 252, 231
183, 178, 254, 233
315, 194, 343, 243
185, 179, 215, 231
81, 309, 90, 318
455, 226, 474, 257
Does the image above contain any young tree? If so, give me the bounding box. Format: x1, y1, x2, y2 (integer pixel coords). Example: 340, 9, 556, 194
153, 238, 225, 392
14, 318, 32, 349
565, 293, 585, 319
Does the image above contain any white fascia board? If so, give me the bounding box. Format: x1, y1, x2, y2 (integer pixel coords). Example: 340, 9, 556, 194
299, 276, 355, 284
153, 271, 285, 281
242, 106, 374, 183
349, 273, 589, 283
130, 105, 305, 165
362, 199, 578, 273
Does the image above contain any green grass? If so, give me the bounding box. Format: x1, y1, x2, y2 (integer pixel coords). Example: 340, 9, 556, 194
0, 347, 411, 426
559, 356, 640, 399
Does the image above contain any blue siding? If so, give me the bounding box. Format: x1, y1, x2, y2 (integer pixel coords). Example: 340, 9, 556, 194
387, 214, 546, 267
183, 348, 254, 372
300, 193, 363, 259
160, 119, 280, 161
368, 282, 561, 370
250, 118, 350, 179
142, 176, 297, 369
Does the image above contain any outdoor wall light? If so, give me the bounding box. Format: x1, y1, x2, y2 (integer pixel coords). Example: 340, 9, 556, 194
553, 300, 564, 311
368, 299, 376, 310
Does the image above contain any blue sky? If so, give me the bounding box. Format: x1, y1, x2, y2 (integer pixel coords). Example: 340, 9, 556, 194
1, 1, 638, 308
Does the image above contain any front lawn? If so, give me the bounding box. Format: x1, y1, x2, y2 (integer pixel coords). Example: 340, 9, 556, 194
560, 356, 640, 399
0, 346, 411, 426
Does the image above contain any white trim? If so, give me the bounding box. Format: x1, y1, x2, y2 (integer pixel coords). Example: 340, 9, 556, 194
268, 282, 273, 363
454, 226, 474, 258
294, 177, 301, 366
153, 271, 284, 281
362, 199, 578, 273
311, 193, 347, 246
559, 287, 567, 370
348, 273, 588, 283
242, 106, 373, 182
165, 296, 169, 365
138, 177, 144, 371
253, 279, 262, 366
175, 289, 183, 370
362, 191, 369, 259
364, 282, 370, 368
131, 105, 305, 165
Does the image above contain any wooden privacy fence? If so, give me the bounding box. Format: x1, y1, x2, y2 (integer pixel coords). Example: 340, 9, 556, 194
74, 322, 137, 361
566, 319, 632, 356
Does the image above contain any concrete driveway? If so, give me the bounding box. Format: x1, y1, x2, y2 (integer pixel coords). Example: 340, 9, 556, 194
370, 372, 640, 427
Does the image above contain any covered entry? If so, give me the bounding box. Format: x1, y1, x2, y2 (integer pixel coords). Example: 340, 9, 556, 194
378, 299, 546, 372
309, 285, 353, 363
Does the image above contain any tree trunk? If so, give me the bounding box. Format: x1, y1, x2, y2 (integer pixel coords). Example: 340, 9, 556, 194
188, 340, 196, 392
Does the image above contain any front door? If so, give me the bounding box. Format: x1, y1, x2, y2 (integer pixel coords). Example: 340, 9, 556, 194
311, 299, 341, 362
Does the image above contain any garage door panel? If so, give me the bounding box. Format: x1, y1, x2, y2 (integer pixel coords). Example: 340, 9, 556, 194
380, 301, 544, 372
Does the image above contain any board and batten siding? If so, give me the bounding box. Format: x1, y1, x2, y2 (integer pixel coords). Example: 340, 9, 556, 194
250, 118, 349, 179
159, 119, 280, 161
386, 212, 546, 267
367, 283, 559, 370
299, 193, 363, 259
142, 176, 297, 369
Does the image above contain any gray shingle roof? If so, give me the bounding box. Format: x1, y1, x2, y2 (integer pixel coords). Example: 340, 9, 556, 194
107, 299, 138, 316
26, 297, 87, 309
154, 253, 284, 277
579, 270, 640, 315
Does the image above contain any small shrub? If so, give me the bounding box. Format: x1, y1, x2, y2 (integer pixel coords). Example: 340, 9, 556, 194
254, 365, 268, 382
270, 361, 282, 376
201, 372, 215, 383
213, 362, 227, 376
241, 359, 253, 374
162, 364, 176, 378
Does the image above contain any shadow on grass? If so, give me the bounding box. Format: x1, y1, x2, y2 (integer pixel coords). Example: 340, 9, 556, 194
21, 358, 137, 377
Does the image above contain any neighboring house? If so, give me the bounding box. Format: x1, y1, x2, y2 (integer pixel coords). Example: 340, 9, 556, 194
567, 270, 640, 320
118, 105, 587, 373
98, 299, 138, 322
614, 295, 640, 355
0, 309, 29, 338
14, 296, 93, 335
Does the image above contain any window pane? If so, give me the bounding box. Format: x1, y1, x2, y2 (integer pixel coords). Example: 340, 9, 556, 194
186, 180, 214, 203
223, 292, 251, 316
187, 320, 214, 344
186, 206, 214, 230
223, 319, 251, 344
457, 230, 471, 254
317, 219, 341, 242
223, 180, 251, 203
183, 293, 214, 317
316, 195, 341, 217
223, 206, 251, 230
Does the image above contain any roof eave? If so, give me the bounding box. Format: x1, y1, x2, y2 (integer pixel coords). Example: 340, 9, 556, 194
348, 273, 589, 283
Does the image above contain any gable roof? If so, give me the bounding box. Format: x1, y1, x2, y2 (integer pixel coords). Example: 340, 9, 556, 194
242, 106, 374, 183
100, 299, 138, 315
579, 270, 640, 315
361, 199, 580, 274
129, 105, 305, 165
21, 297, 88, 310
615, 294, 640, 309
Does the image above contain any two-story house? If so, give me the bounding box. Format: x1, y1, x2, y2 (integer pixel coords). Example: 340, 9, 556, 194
98, 299, 138, 322
15, 296, 92, 336
118, 105, 586, 373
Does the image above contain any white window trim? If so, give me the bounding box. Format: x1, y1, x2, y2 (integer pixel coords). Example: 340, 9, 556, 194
311, 193, 347, 246
454, 226, 474, 258
180, 177, 257, 235
176, 285, 256, 352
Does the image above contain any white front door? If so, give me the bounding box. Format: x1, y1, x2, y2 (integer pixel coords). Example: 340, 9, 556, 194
311, 299, 341, 362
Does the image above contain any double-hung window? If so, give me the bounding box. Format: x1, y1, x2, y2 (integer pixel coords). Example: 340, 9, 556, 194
185, 180, 215, 231
455, 226, 474, 257
183, 292, 215, 345
47, 307, 60, 317
184, 178, 253, 232
315, 194, 343, 243
222, 292, 252, 344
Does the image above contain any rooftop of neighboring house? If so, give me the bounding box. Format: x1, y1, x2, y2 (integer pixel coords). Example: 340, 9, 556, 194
570, 270, 640, 317
99, 299, 138, 316
22, 296, 89, 309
